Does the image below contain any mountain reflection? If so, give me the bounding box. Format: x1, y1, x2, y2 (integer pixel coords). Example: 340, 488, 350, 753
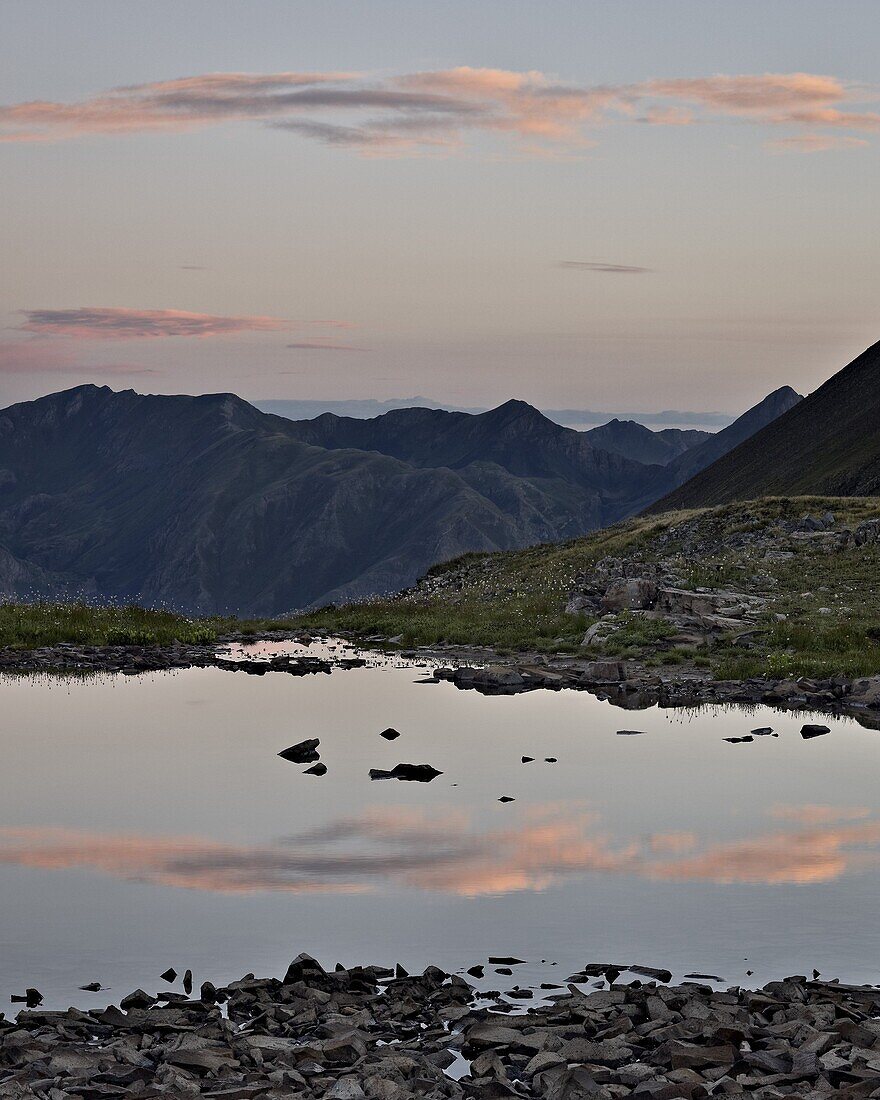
1, 804, 877, 895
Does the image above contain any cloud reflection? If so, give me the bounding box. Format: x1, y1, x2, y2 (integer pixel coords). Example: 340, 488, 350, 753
1, 803, 879, 896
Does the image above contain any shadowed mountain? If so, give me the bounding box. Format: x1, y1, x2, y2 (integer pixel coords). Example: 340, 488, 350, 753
582, 420, 710, 465
649, 342, 879, 511
0, 384, 798, 614
0, 387, 653, 613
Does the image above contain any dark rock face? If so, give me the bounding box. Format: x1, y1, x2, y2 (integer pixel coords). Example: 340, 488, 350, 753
5, 960, 880, 1098
651, 339, 880, 509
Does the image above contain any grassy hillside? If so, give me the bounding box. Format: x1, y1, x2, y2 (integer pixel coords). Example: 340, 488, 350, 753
299, 496, 880, 679
651, 340, 880, 510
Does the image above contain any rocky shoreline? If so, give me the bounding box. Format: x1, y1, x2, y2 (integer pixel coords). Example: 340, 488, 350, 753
429, 657, 880, 728
2, 630, 879, 727
0, 633, 363, 677
5, 957, 880, 1097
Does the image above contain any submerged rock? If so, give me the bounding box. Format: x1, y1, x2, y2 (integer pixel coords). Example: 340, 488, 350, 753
801, 723, 831, 738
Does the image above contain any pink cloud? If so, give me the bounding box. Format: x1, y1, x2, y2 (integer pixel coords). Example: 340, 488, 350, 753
19, 307, 290, 340
1, 67, 875, 156
3, 802, 880, 896
0, 339, 159, 375
765, 133, 869, 153
647, 73, 847, 113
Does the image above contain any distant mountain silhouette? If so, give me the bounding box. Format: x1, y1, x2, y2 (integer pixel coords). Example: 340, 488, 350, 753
650, 342, 879, 510
0, 383, 797, 613
582, 420, 710, 465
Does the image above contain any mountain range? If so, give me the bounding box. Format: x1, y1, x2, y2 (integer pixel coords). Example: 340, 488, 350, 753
0, 380, 801, 613
651, 340, 880, 511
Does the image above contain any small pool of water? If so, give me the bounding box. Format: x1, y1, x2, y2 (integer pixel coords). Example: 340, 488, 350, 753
2, 639, 879, 1008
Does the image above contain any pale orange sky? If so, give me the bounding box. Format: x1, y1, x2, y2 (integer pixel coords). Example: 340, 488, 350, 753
1, 0, 878, 412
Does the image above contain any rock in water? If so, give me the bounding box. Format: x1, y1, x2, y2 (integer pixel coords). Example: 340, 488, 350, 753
379, 727, 401, 740
160, 967, 177, 983
801, 724, 830, 739
497, 796, 515, 803
368, 763, 442, 782
278, 738, 320, 763
617, 730, 645, 736
303, 762, 327, 776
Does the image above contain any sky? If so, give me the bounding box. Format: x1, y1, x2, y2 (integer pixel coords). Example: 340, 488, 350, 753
1, 0, 878, 414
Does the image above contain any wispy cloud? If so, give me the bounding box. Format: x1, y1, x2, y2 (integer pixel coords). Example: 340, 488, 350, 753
558, 261, 653, 274
286, 341, 369, 352
19, 307, 290, 340
0, 339, 159, 375
764, 133, 870, 153
1, 68, 876, 155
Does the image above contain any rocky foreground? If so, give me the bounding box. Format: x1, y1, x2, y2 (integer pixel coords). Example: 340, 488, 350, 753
5, 958, 880, 1098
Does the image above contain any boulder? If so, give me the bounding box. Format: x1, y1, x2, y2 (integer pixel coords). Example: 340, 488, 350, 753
600, 578, 658, 612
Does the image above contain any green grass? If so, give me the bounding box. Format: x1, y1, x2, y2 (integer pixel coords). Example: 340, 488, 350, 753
0, 602, 298, 650
296, 496, 880, 680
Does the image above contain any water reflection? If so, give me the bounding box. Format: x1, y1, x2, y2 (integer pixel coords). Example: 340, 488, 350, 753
4, 801, 879, 895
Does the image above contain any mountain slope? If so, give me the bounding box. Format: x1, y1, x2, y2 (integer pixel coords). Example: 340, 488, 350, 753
650, 342, 880, 511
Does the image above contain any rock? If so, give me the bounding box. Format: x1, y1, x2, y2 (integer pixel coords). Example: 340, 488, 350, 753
10, 988, 42, 1008
369, 763, 442, 782
488, 957, 525, 965
120, 988, 156, 1010
628, 964, 672, 983
183, 968, 193, 995
601, 578, 658, 612
581, 660, 626, 682
801, 724, 831, 739
467, 965, 484, 978
545, 757, 557, 763
521, 756, 534, 762
79, 981, 103, 992
617, 729, 645, 736
278, 738, 321, 763
379, 728, 401, 740
303, 762, 327, 775
723, 735, 753, 743
160, 967, 177, 983
497, 796, 515, 803
848, 677, 880, 707
751, 726, 774, 735
326, 1079, 366, 1100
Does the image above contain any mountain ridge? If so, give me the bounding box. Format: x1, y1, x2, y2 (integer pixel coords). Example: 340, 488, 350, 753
649, 342, 880, 511
0, 382, 798, 614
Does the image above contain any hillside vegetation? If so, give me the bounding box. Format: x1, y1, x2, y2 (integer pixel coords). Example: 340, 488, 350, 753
299, 496, 880, 679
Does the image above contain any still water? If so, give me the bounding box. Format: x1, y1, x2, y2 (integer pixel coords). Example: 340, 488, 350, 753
2, 640, 880, 1008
